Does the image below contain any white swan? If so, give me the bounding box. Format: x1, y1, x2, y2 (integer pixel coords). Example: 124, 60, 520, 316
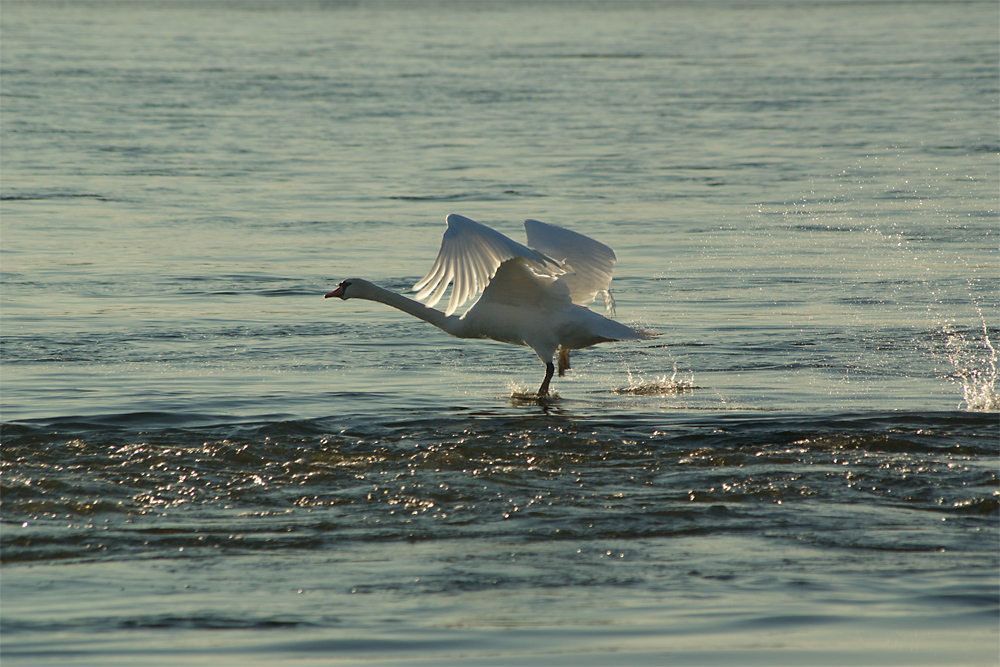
325, 214, 653, 397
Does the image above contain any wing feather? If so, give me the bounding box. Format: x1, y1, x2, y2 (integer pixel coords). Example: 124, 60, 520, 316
523, 219, 618, 313
414, 256, 446, 297
451, 232, 467, 310
414, 214, 561, 316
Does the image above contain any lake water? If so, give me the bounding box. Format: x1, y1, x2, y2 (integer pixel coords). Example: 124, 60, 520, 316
2, 1, 998, 665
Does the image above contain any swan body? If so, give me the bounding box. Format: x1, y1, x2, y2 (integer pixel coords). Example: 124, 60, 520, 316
326, 214, 653, 397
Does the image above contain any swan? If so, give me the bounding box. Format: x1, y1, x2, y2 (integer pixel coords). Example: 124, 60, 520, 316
325, 214, 653, 397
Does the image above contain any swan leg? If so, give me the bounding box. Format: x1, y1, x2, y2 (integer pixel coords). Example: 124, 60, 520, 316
538, 362, 555, 397
557, 348, 571, 377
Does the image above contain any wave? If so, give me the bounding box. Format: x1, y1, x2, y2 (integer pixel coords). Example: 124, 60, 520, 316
3, 407, 995, 565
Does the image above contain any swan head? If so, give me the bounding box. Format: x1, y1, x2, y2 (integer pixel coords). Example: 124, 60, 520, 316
324, 279, 371, 300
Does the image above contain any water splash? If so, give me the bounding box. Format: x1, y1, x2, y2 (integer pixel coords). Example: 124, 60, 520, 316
944, 310, 998, 412
509, 389, 560, 406
813, 153, 998, 412
612, 368, 698, 396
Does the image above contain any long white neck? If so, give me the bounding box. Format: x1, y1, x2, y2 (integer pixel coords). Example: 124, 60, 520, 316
353, 281, 463, 336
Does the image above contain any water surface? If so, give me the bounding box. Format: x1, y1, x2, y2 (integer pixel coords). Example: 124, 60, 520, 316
2, 1, 998, 664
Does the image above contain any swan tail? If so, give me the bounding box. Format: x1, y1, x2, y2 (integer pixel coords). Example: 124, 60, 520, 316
590, 316, 657, 343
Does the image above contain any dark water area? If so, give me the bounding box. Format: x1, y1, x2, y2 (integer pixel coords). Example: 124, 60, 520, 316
2, 0, 998, 664
3, 408, 997, 664
4, 409, 997, 562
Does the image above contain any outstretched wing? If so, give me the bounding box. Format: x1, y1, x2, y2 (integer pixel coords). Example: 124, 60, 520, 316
414, 214, 562, 316
523, 219, 617, 314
